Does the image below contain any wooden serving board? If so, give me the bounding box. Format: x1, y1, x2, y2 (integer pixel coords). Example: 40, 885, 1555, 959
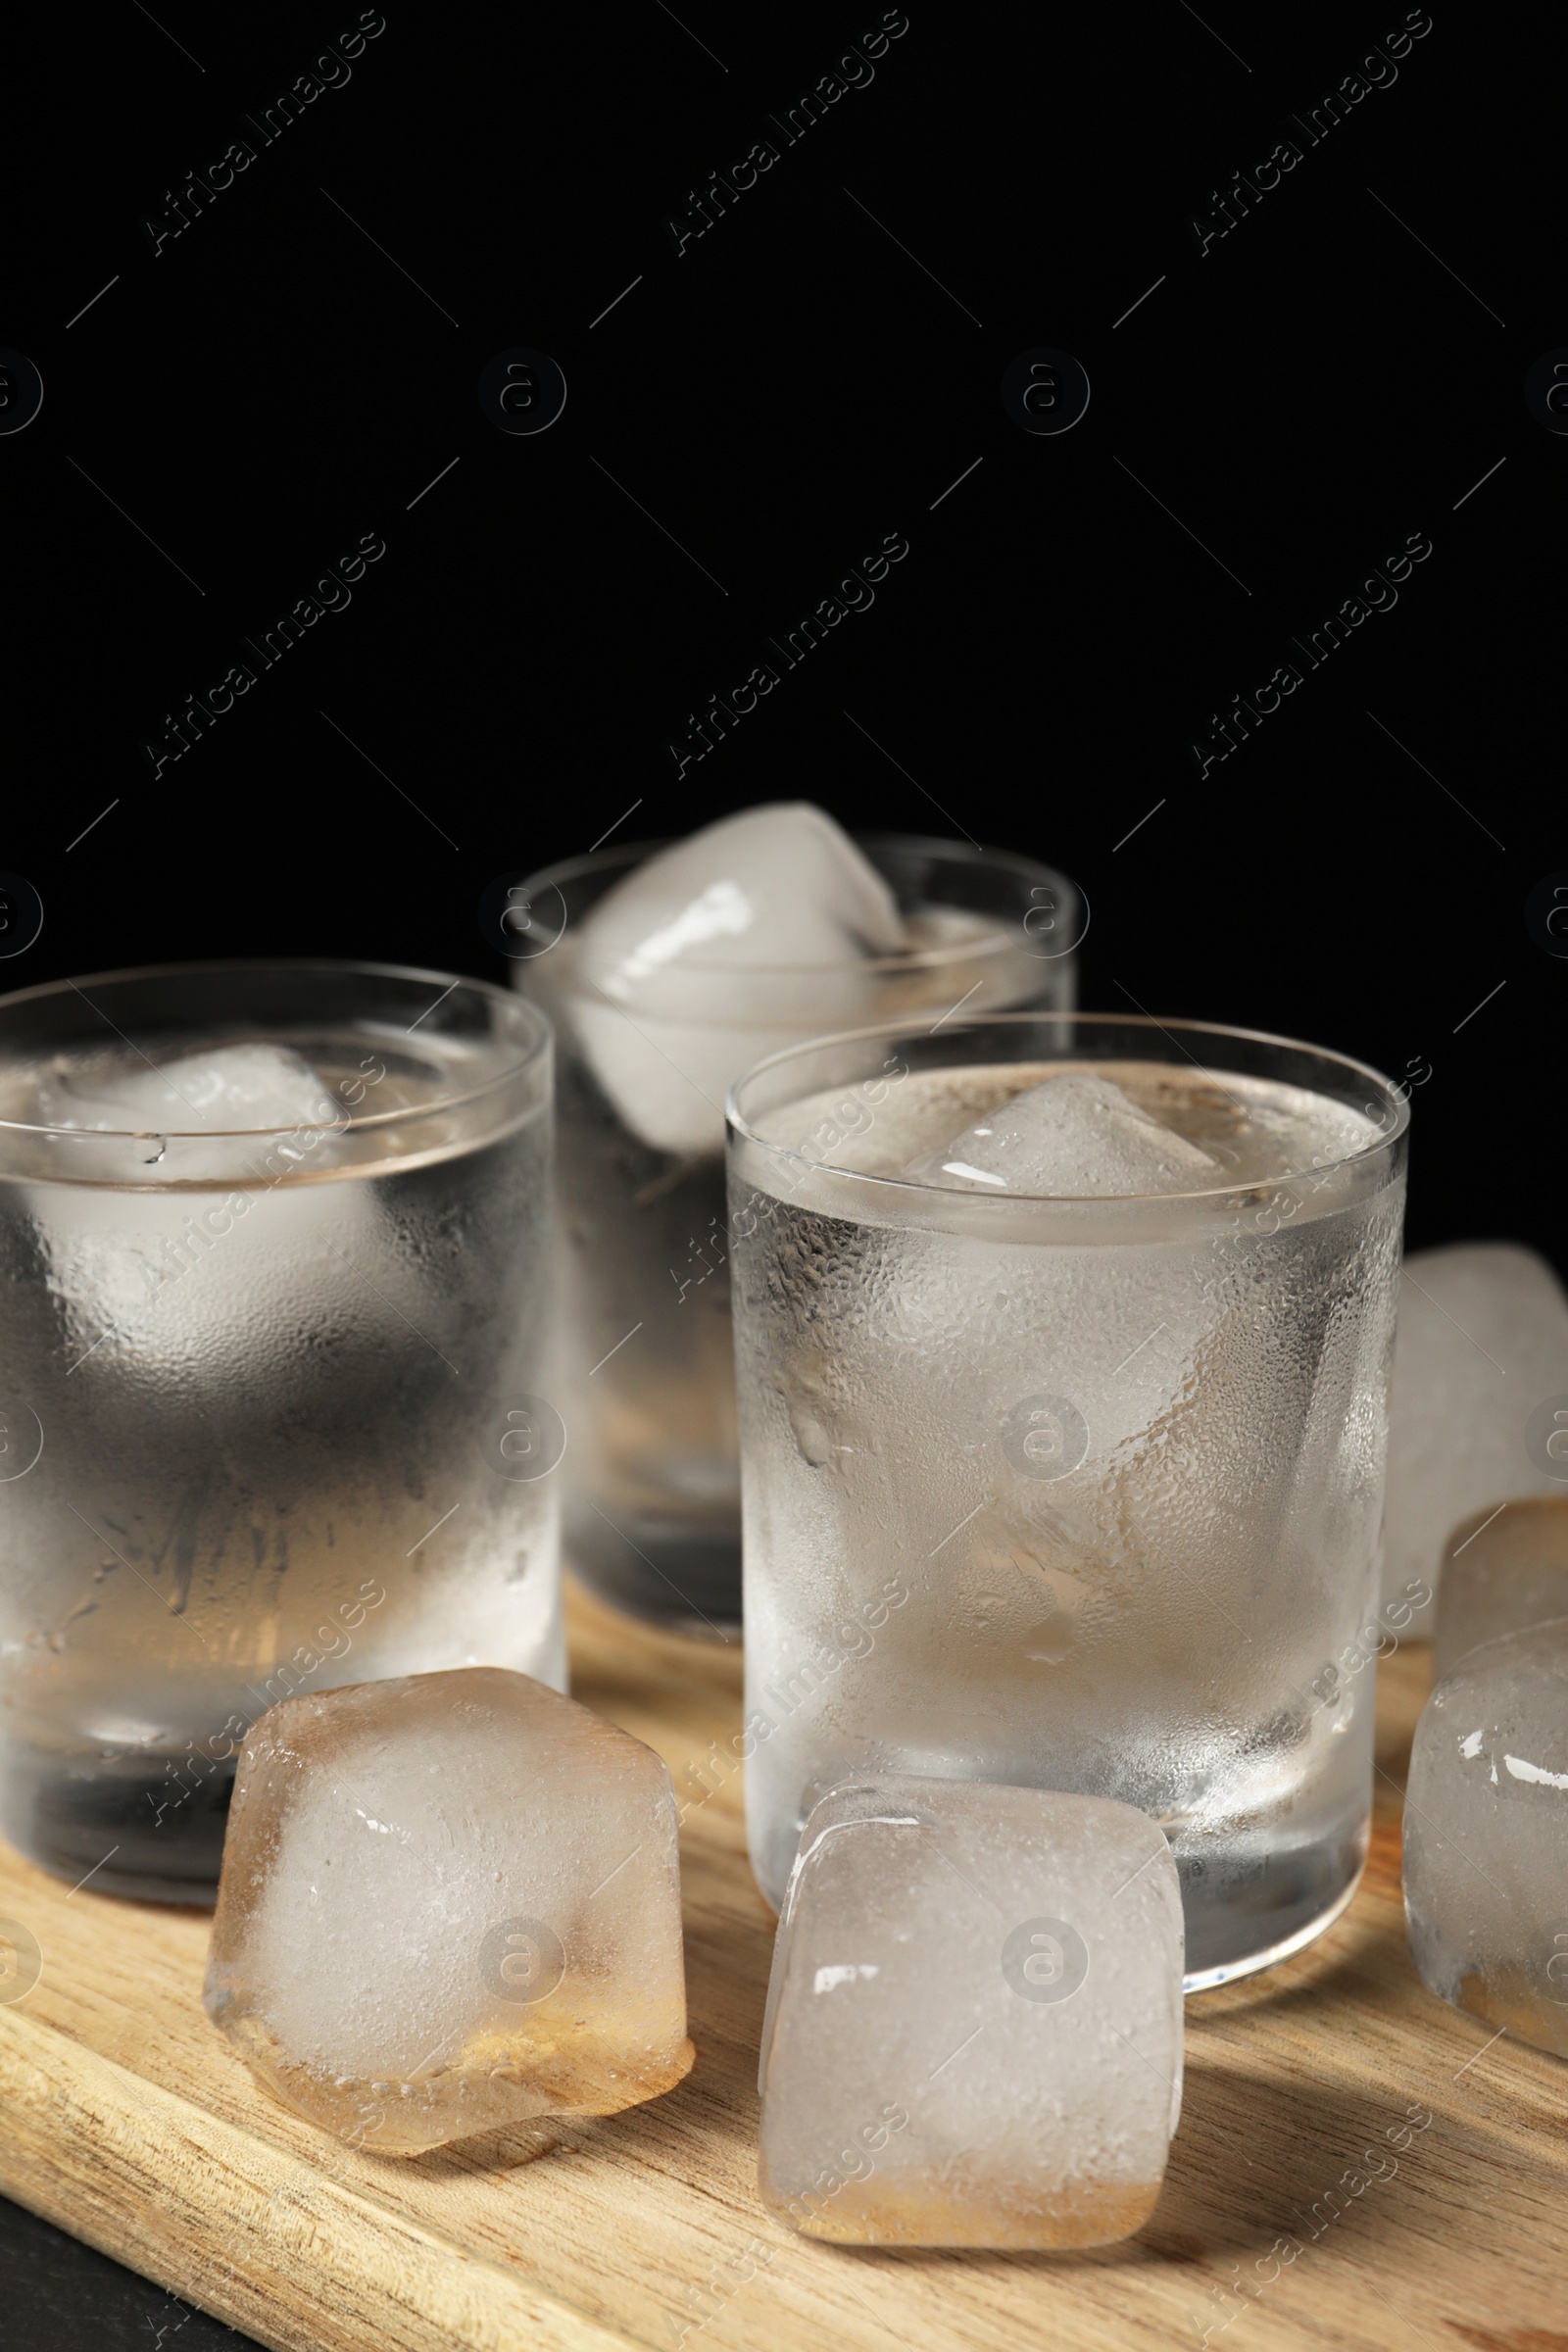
1, 1590, 1564, 2352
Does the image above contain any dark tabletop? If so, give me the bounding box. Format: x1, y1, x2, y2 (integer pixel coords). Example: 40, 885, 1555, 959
0, 2195, 264, 2352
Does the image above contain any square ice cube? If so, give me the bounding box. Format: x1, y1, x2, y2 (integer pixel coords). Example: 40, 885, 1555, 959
1435, 1496, 1568, 1680
1384, 1245, 1568, 1628
35, 1042, 341, 1181
37, 1041, 334, 1133
1403, 1619, 1568, 2059
205, 1668, 693, 2153
758, 1774, 1183, 2246
904, 1070, 1221, 1196
570, 804, 906, 1155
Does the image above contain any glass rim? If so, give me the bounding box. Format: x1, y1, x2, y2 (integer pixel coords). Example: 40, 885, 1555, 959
514, 830, 1081, 979
0, 957, 550, 1141
725, 1009, 1411, 1205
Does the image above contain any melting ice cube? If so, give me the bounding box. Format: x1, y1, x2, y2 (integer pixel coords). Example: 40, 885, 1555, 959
1435, 1495, 1568, 1680
905, 1070, 1221, 1197
758, 1773, 1184, 2246
35, 1043, 337, 1180
1403, 1617, 1568, 2059
38, 1042, 332, 1134
570, 804, 906, 1156
204, 1667, 694, 2153
1384, 1245, 1568, 1627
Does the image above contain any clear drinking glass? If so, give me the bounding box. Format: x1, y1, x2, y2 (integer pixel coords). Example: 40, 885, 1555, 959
514, 838, 1081, 1637
727, 1013, 1408, 1988
0, 962, 559, 1902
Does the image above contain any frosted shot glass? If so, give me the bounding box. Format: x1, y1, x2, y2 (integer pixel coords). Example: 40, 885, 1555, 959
0, 961, 558, 1901
515, 837, 1081, 1638
727, 1012, 1408, 1987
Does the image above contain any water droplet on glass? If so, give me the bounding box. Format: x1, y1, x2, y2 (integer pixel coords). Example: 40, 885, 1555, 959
1023, 1613, 1074, 1664
790, 1408, 832, 1467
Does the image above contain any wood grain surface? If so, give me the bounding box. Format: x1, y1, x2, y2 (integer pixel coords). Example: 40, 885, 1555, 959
0, 1589, 1563, 2352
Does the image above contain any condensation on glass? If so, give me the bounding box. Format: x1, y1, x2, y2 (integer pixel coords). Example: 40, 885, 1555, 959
727, 1012, 1408, 1989
0, 962, 558, 1902
516, 838, 1081, 1636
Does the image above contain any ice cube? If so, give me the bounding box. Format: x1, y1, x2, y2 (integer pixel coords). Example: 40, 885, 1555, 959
587, 802, 905, 983
905, 1070, 1221, 1196
1403, 1618, 1568, 2059
571, 805, 906, 1156
205, 1667, 693, 2153
36, 1043, 338, 1180
1434, 1497, 1568, 1680
1383, 1246, 1568, 1629
37, 1042, 332, 1133
758, 1773, 1183, 2247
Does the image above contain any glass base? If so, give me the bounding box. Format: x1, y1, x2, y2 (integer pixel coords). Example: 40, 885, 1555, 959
565, 1511, 742, 1641
1182, 1844, 1366, 1994
2, 1745, 232, 1905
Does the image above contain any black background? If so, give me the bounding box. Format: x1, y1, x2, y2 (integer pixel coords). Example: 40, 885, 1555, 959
1, 0, 1558, 2337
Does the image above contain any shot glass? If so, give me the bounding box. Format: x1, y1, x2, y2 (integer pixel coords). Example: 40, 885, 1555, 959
0, 961, 558, 1902
514, 837, 1081, 1636
727, 1012, 1408, 1987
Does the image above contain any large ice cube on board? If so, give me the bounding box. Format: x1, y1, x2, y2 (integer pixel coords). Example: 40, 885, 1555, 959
1403, 1618, 1568, 2060
205, 1668, 693, 2153
572, 805, 906, 1157
758, 1773, 1183, 2246
1384, 1245, 1568, 1629
1434, 1495, 1568, 1680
